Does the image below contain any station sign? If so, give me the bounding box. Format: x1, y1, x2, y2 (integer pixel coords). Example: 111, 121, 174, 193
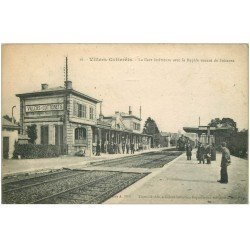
25, 103, 64, 113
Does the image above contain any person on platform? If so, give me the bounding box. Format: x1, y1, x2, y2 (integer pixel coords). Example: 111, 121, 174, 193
122, 142, 126, 154
130, 143, 135, 154
103, 140, 108, 153
186, 142, 192, 160
114, 143, 118, 154
126, 143, 130, 154
211, 143, 216, 161
96, 141, 101, 156
109, 142, 114, 154
197, 143, 205, 164
117, 143, 121, 154
217, 142, 231, 184
205, 144, 211, 164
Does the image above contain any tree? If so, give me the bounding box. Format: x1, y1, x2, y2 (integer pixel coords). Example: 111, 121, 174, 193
143, 117, 160, 135
208, 118, 221, 128
27, 125, 37, 144
143, 117, 161, 147
208, 117, 238, 132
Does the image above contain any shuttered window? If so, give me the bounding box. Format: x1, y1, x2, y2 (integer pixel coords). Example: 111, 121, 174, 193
82, 105, 87, 118
75, 102, 87, 118
89, 107, 94, 119
73, 101, 78, 116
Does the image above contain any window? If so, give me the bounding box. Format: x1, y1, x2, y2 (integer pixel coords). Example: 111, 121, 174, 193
77, 103, 86, 118
89, 107, 94, 119
133, 123, 140, 131
75, 127, 87, 144
73, 101, 78, 116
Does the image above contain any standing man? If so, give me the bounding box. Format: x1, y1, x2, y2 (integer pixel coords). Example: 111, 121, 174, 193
186, 142, 192, 160
197, 143, 205, 164
130, 143, 135, 154
217, 142, 231, 184
126, 142, 130, 154
96, 141, 101, 156
122, 142, 126, 154
114, 143, 118, 154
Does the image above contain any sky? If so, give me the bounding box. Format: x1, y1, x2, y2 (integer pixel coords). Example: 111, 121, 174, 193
2, 44, 248, 132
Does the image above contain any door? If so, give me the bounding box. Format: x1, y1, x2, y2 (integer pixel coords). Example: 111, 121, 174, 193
3, 137, 9, 159
55, 125, 66, 154
55, 125, 63, 146
41, 125, 49, 145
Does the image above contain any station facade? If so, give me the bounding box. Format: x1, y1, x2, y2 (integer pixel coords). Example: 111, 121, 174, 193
16, 81, 152, 156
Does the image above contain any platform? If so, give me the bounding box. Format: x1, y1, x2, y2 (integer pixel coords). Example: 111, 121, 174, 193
1, 147, 172, 177
105, 152, 248, 204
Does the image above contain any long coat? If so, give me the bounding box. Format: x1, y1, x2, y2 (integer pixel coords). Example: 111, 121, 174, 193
197, 145, 205, 160
186, 145, 192, 156
221, 147, 231, 167
211, 146, 216, 160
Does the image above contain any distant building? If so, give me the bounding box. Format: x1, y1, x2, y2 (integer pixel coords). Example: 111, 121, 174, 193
101, 108, 151, 151
159, 132, 181, 147
2, 117, 19, 159
159, 132, 170, 147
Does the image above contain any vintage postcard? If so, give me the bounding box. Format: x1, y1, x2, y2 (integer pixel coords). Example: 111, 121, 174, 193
1, 44, 248, 204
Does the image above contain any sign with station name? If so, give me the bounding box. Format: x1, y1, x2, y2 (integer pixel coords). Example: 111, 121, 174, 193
25, 103, 64, 113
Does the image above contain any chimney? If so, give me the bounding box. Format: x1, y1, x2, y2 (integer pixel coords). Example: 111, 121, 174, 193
129, 106, 132, 115
41, 83, 48, 90
65, 80, 72, 89
115, 111, 119, 114
139, 106, 142, 119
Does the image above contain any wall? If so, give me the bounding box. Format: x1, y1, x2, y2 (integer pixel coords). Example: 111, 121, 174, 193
66, 123, 93, 156
69, 95, 97, 125
122, 117, 141, 133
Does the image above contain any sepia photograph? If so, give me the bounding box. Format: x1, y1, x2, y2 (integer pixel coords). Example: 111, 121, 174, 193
1, 44, 248, 204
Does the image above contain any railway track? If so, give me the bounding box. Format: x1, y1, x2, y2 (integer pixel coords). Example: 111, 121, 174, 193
91, 151, 182, 169
2, 168, 69, 185
2, 150, 182, 204
34, 171, 147, 204
2, 170, 148, 204
2, 169, 83, 192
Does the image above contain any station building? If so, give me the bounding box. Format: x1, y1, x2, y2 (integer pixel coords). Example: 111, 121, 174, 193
16, 81, 152, 156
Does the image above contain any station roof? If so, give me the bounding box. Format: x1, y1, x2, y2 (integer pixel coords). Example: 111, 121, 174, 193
104, 112, 141, 121
183, 126, 230, 133
2, 117, 19, 130
16, 86, 101, 104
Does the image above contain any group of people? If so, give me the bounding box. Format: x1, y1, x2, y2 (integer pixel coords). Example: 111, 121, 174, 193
185, 141, 231, 184
95, 141, 136, 156
196, 143, 216, 164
